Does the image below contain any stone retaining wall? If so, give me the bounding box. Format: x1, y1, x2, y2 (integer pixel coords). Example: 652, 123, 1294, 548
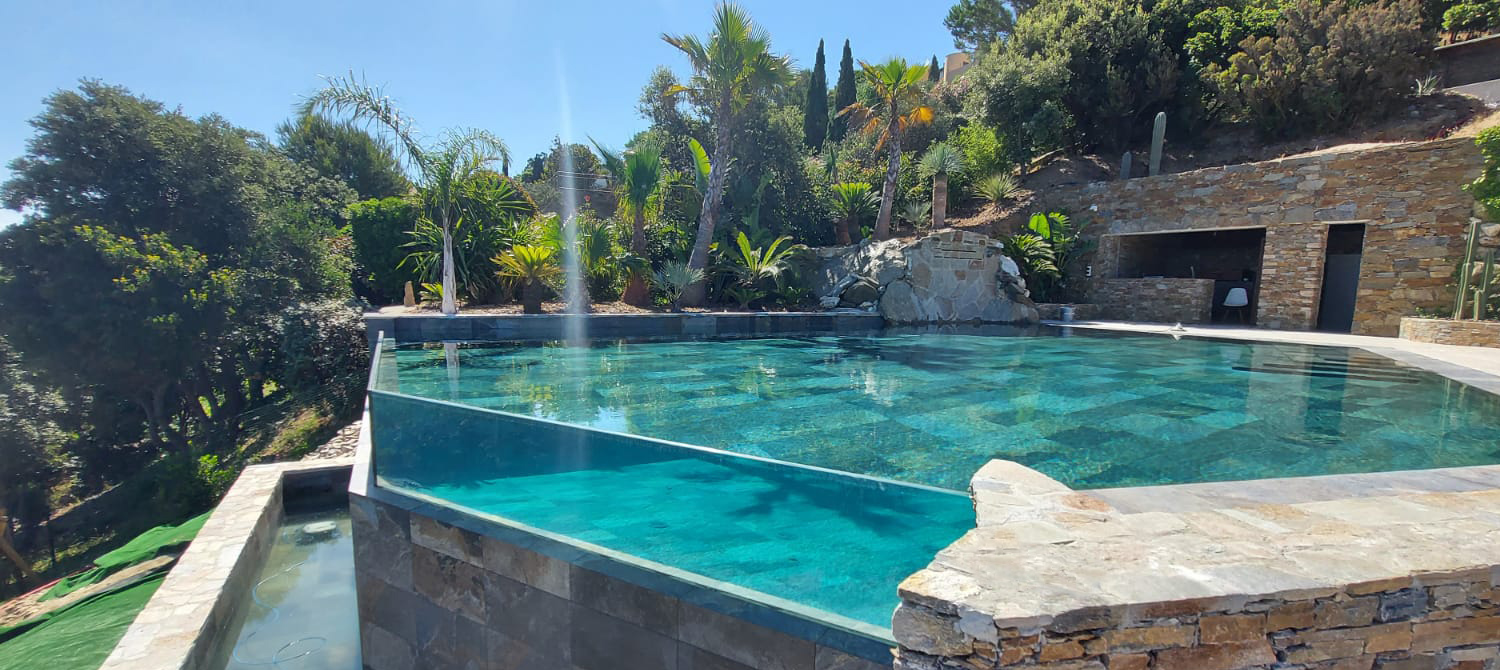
1089, 279, 1215, 324
1038, 137, 1482, 335
1401, 317, 1500, 348
893, 461, 1500, 670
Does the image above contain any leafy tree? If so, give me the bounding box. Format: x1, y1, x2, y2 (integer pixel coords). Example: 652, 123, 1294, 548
839, 58, 934, 240
305, 73, 511, 314
661, 2, 792, 306
919, 143, 965, 230
346, 197, 422, 304
0, 338, 65, 532
1184, 3, 1280, 70
0, 81, 355, 451
519, 138, 617, 218
928, 55, 943, 83
945, 0, 1017, 51
276, 113, 410, 200
804, 40, 830, 150
1466, 127, 1500, 222
592, 139, 664, 305
831, 40, 857, 142
1208, 0, 1430, 138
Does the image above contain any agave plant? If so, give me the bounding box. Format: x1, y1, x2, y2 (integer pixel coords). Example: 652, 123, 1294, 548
654, 260, 705, 312
900, 201, 933, 231
829, 182, 878, 245
495, 245, 561, 314
919, 143, 964, 229
977, 173, 1020, 209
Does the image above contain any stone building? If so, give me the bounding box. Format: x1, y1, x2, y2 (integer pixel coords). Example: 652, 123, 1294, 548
1041, 137, 1483, 336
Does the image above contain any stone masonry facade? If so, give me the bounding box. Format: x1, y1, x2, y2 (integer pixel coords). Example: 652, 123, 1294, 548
893, 461, 1500, 670
1400, 317, 1500, 348
1089, 279, 1214, 324
1040, 137, 1482, 335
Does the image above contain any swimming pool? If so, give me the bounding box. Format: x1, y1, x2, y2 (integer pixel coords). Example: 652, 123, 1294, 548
366, 329, 1500, 630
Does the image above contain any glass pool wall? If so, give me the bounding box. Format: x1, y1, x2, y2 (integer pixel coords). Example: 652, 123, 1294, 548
366, 338, 974, 632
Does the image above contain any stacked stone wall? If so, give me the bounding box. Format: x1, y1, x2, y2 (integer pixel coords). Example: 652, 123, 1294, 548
1090, 279, 1214, 324
1040, 137, 1482, 335
1400, 317, 1500, 347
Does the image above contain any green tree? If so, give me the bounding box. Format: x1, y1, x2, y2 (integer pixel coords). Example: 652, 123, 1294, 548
0, 338, 65, 533
830, 40, 858, 142
276, 113, 410, 200
804, 40, 830, 150
929, 55, 943, 83
945, 0, 1017, 51
592, 139, 664, 305
304, 73, 511, 314
919, 143, 965, 230
346, 197, 422, 303
661, 2, 792, 306
839, 58, 934, 240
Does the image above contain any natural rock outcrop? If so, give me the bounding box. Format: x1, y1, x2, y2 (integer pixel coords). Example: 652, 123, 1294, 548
813, 230, 1038, 324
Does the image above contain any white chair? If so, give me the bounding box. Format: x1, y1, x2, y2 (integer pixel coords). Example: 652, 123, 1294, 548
1223, 287, 1250, 323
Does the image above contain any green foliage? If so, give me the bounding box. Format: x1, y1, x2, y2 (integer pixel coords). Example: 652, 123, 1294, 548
495, 244, 561, 313
804, 40, 830, 149
400, 173, 537, 304
919, 142, 965, 179
0, 338, 66, 529
517, 138, 618, 218
724, 231, 806, 289
346, 197, 422, 303
276, 113, 410, 200
949, 123, 1009, 190
945, 0, 1017, 50
1443, 0, 1500, 36
1023, 211, 1095, 301
653, 260, 705, 311
831, 40, 858, 142
1185, 3, 1281, 70
1002, 233, 1059, 280
1208, 0, 1430, 138
1468, 127, 1500, 222
723, 285, 767, 309
963, 49, 1073, 167
901, 200, 934, 229
976, 173, 1021, 207
829, 182, 879, 244
841, 58, 935, 240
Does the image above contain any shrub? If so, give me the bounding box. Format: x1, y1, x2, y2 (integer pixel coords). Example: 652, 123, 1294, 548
1443, 0, 1500, 37
1209, 0, 1431, 138
1468, 127, 1500, 222
962, 48, 1075, 166
950, 124, 1009, 188
346, 197, 422, 304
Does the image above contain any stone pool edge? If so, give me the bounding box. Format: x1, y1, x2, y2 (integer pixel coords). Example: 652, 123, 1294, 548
99, 458, 354, 670
349, 407, 897, 670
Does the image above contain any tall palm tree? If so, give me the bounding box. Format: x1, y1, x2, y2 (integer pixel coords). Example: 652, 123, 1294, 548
829, 182, 878, 245
662, 3, 792, 306
838, 58, 934, 241
304, 73, 510, 315
591, 139, 663, 305
919, 143, 964, 231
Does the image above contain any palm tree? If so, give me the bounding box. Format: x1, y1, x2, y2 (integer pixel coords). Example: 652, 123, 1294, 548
304, 73, 510, 315
919, 143, 964, 230
838, 58, 934, 241
495, 245, 561, 314
829, 182, 878, 245
591, 139, 663, 305
654, 261, 705, 312
662, 3, 792, 306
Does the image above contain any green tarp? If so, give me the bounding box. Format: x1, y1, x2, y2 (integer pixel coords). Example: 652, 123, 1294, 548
40, 512, 209, 602
0, 572, 164, 670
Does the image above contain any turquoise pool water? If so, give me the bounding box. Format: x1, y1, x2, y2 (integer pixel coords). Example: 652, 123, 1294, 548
383, 331, 1500, 490
369, 330, 1500, 629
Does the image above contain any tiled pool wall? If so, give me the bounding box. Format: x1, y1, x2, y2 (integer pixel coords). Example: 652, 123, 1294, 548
894, 461, 1500, 670
349, 420, 896, 670
363, 311, 886, 349
101, 460, 352, 670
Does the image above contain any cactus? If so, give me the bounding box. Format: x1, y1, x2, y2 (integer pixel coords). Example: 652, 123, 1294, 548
1476, 249, 1496, 320
1148, 112, 1166, 177
1120, 151, 1132, 180
1454, 220, 1479, 318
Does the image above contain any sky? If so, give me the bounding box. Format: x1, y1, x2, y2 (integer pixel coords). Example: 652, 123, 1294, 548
0, 0, 959, 228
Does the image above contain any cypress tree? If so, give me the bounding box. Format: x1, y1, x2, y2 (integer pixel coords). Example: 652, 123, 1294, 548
830, 39, 857, 142
803, 40, 829, 150
928, 55, 942, 83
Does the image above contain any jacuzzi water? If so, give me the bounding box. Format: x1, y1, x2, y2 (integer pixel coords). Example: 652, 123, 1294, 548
368, 329, 1500, 629
219, 507, 359, 670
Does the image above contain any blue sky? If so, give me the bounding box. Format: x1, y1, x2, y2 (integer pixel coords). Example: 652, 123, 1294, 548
0, 1, 958, 228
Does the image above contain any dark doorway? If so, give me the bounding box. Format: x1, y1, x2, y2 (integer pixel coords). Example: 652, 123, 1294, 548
1316, 224, 1366, 332
1113, 228, 1267, 324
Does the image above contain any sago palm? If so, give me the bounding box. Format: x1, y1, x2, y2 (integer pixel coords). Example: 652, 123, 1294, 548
919, 143, 964, 230
495, 245, 560, 314
829, 182, 878, 245
837, 58, 934, 241
591, 139, 663, 305
662, 3, 792, 306
304, 72, 510, 315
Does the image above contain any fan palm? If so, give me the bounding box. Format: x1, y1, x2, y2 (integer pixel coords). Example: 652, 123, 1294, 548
591, 139, 663, 305
662, 3, 792, 306
829, 182, 878, 245
837, 58, 934, 241
495, 245, 561, 314
919, 143, 964, 230
304, 73, 510, 315
654, 260, 706, 312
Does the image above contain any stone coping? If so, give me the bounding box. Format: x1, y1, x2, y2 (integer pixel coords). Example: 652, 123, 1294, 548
362, 311, 885, 348
350, 406, 898, 664
896, 460, 1500, 637
1400, 316, 1500, 348
101, 459, 353, 670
